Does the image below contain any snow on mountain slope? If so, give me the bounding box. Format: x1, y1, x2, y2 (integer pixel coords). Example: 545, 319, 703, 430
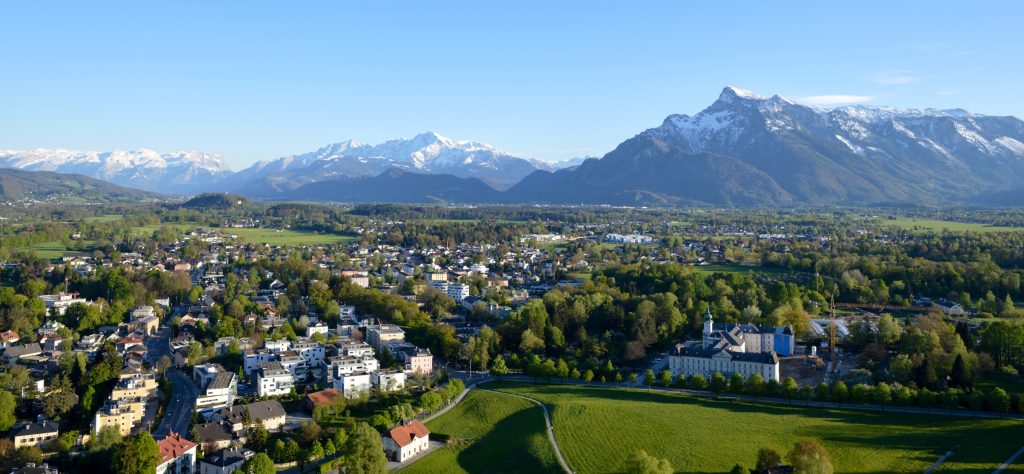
0, 149, 232, 194
229, 132, 548, 193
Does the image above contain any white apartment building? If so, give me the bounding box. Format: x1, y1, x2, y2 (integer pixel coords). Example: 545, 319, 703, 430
256, 362, 294, 397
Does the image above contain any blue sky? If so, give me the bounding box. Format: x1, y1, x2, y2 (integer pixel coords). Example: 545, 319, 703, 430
1, 1, 1021, 168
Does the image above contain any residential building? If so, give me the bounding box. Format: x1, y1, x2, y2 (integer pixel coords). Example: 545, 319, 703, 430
10, 464, 59, 474
291, 339, 325, 368
94, 398, 141, 436
399, 347, 433, 375
446, 283, 470, 301
12, 421, 59, 449
193, 364, 228, 389
156, 432, 197, 474
264, 339, 291, 352
37, 292, 88, 316
277, 351, 308, 378
216, 400, 286, 433
305, 322, 329, 338
242, 349, 276, 376
366, 324, 405, 350
256, 362, 294, 397
191, 422, 233, 451
333, 372, 371, 398
340, 342, 374, 358
373, 369, 407, 392
199, 447, 253, 474
195, 372, 237, 412
111, 374, 158, 401
382, 420, 430, 462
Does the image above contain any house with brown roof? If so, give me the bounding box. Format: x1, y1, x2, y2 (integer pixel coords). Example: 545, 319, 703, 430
155, 431, 197, 474
382, 419, 430, 462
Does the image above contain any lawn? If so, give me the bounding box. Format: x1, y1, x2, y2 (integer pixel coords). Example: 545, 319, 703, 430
20, 241, 93, 259
131, 223, 197, 236
224, 227, 356, 246
83, 214, 124, 223
486, 382, 1024, 474
880, 218, 1024, 233
400, 390, 560, 474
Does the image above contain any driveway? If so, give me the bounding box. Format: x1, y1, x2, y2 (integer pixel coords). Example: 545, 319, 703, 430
152, 368, 200, 439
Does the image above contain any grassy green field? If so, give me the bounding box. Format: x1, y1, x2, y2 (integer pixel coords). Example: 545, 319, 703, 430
82, 214, 125, 223
21, 241, 93, 259
131, 223, 197, 236
880, 218, 1024, 233
224, 227, 356, 245
485, 382, 1024, 474
401, 390, 560, 474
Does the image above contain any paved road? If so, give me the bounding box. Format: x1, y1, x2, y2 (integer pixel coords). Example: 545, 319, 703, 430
145, 326, 171, 365
478, 388, 575, 474
994, 445, 1024, 474
152, 368, 200, 439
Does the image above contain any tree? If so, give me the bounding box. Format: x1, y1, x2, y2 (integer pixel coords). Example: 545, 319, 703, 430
308, 440, 324, 461
873, 382, 892, 408
660, 369, 673, 388
782, 377, 799, 404
688, 374, 707, 391
0, 392, 15, 431
643, 369, 656, 388
787, 439, 833, 474
298, 421, 323, 445
239, 452, 276, 474
112, 433, 160, 474
246, 420, 269, 452
345, 422, 388, 474
831, 381, 848, 402
419, 391, 442, 411
89, 426, 123, 453
623, 450, 673, 474
729, 464, 746, 474
44, 375, 77, 418
755, 447, 783, 472
950, 354, 969, 389
746, 373, 766, 398
729, 373, 745, 393
490, 355, 509, 376
710, 372, 727, 397
988, 387, 1011, 412
583, 369, 594, 382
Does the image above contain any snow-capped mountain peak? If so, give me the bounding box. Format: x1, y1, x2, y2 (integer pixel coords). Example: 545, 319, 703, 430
0, 148, 232, 194
228, 132, 548, 193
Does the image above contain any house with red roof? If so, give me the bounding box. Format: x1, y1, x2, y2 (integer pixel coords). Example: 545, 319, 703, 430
382, 419, 430, 463
156, 431, 197, 474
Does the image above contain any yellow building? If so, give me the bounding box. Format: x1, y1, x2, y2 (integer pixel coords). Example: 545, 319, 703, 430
94, 398, 144, 436
110, 374, 157, 400
12, 421, 59, 448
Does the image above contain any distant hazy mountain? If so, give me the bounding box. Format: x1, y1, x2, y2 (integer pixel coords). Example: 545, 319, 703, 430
227, 132, 548, 196
506, 86, 1024, 206
0, 149, 232, 194
0, 168, 159, 202
275, 167, 502, 204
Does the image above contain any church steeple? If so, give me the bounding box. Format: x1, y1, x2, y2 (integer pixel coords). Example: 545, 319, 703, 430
703, 307, 714, 335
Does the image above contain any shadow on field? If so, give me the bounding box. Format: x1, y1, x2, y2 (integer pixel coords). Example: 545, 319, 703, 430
451, 400, 561, 474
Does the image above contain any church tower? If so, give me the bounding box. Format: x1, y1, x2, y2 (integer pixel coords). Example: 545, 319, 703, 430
702, 307, 714, 348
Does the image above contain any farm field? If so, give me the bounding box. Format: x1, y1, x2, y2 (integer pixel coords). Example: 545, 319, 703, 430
21, 241, 93, 259
486, 382, 1024, 474
880, 218, 1024, 233
224, 227, 356, 245
400, 390, 560, 474
82, 214, 124, 223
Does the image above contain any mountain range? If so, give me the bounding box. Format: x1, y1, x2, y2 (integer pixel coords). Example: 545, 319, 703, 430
0, 168, 159, 203
3, 87, 1024, 206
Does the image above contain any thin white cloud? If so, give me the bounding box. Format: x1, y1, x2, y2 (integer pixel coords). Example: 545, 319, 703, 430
796, 95, 875, 106
871, 72, 916, 85
938, 90, 957, 96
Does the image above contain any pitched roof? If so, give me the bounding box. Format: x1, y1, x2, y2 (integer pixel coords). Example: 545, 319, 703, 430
14, 421, 59, 437
388, 419, 430, 448
219, 400, 286, 424
192, 422, 233, 442
201, 447, 252, 467
157, 432, 197, 464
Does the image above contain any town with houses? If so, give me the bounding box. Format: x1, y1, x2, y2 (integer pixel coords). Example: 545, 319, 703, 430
0, 203, 1022, 474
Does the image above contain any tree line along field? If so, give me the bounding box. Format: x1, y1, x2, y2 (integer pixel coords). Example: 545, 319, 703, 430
400, 389, 560, 474
478, 382, 1024, 474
